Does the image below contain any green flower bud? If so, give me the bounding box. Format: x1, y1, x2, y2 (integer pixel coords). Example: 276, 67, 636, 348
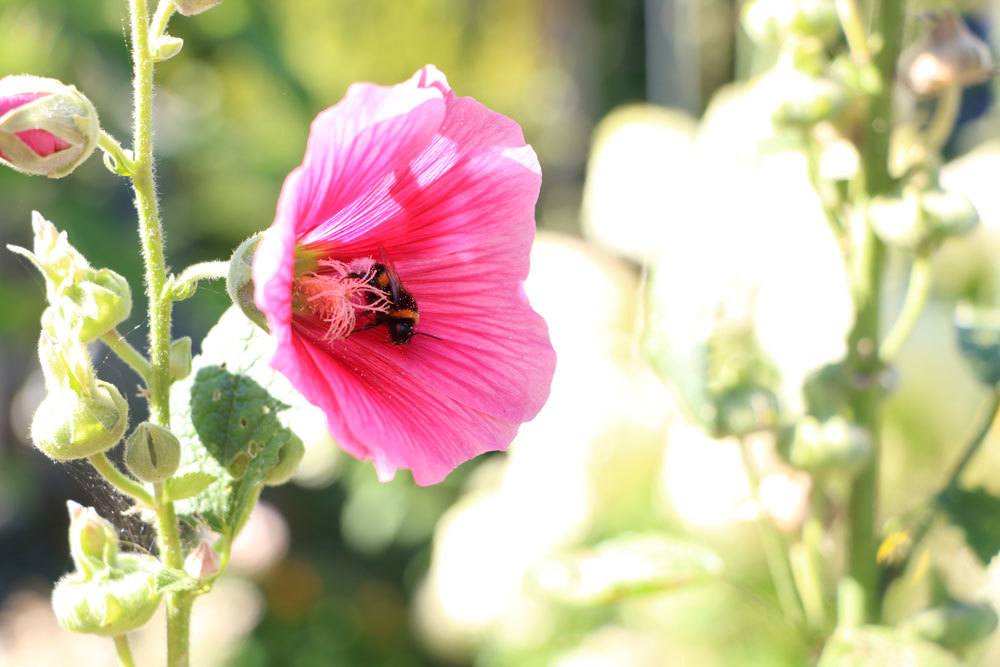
226, 232, 268, 330
0, 75, 100, 178
152, 35, 184, 62
741, 0, 839, 45
760, 44, 848, 127
124, 422, 181, 483
173, 0, 222, 17
870, 188, 979, 253
170, 336, 193, 381
955, 303, 1000, 387
789, 415, 871, 473
901, 601, 998, 651
32, 380, 129, 461
52, 553, 161, 636
265, 434, 305, 486
901, 11, 994, 96
9, 212, 131, 342
66, 501, 119, 574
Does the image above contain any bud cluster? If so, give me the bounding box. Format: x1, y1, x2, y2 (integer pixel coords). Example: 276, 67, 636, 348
8, 213, 131, 460
52, 502, 162, 636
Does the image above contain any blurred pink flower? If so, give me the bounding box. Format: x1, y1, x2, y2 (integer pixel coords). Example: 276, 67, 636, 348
253, 65, 555, 485
0, 92, 70, 159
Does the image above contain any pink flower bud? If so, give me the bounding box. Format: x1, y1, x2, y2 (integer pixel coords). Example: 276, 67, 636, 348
0, 75, 100, 178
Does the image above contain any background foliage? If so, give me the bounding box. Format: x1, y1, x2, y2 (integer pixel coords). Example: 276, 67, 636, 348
3, 1, 1000, 665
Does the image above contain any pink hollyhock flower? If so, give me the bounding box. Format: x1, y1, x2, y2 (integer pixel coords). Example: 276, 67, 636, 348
0, 75, 100, 178
253, 65, 555, 485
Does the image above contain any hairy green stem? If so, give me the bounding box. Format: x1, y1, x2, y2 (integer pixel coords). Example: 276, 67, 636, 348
844, 0, 906, 624
89, 452, 155, 508
127, 0, 188, 663
175, 260, 230, 284
97, 131, 135, 175
150, 0, 176, 39
101, 329, 152, 381
879, 255, 932, 362
114, 635, 137, 667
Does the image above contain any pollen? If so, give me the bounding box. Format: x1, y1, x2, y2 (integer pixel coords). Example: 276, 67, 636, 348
295, 258, 389, 342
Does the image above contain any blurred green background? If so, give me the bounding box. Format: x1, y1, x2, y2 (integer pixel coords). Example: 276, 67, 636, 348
3, 1, 1000, 666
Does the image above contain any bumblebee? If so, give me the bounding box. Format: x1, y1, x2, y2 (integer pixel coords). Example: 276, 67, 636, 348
353, 259, 421, 345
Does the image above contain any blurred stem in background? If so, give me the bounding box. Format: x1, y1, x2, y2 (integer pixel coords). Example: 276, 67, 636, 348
844, 0, 905, 624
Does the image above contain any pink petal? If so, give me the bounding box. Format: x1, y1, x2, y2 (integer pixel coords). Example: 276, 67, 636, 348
277, 331, 521, 485
284, 79, 447, 237
0, 92, 69, 158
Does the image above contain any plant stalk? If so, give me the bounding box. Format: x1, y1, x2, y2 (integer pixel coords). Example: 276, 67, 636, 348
101, 329, 152, 381
127, 0, 189, 663
88, 452, 154, 507
114, 635, 137, 667
843, 0, 906, 624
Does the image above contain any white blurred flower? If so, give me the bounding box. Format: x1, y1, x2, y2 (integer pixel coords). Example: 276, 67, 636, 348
582, 105, 697, 262
660, 420, 810, 532
416, 234, 673, 659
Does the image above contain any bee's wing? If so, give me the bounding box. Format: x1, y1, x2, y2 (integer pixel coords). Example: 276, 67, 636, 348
377, 245, 402, 302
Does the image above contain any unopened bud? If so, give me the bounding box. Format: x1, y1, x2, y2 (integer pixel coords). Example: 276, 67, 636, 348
870, 187, 979, 252
184, 542, 220, 580
170, 336, 192, 381
153, 35, 184, 62
0, 75, 99, 178
741, 0, 839, 45
52, 553, 161, 636
67, 501, 119, 574
9, 212, 131, 342
265, 434, 305, 486
901, 11, 994, 96
173, 0, 223, 17
789, 415, 872, 473
955, 303, 1000, 387
32, 380, 129, 461
227, 232, 268, 330
761, 45, 848, 127
124, 422, 181, 483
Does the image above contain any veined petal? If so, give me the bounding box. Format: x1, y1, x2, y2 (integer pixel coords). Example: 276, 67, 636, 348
286, 79, 447, 237
279, 331, 520, 485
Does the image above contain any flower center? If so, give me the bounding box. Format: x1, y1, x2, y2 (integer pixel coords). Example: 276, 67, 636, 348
294, 258, 391, 342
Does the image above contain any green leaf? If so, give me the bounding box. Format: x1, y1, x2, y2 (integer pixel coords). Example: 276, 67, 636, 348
938, 487, 1000, 564
154, 567, 200, 594
170, 307, 309, 537
531, 532, 723, 606
818, 626, 962, 667
165, 472, 216, 501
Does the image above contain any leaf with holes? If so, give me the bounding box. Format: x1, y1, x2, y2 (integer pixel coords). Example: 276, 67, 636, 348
938, 487, 1000, 564
170, 307, 312, 538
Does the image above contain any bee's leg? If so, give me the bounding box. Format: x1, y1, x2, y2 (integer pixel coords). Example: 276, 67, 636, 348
350, 321, 382, 335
